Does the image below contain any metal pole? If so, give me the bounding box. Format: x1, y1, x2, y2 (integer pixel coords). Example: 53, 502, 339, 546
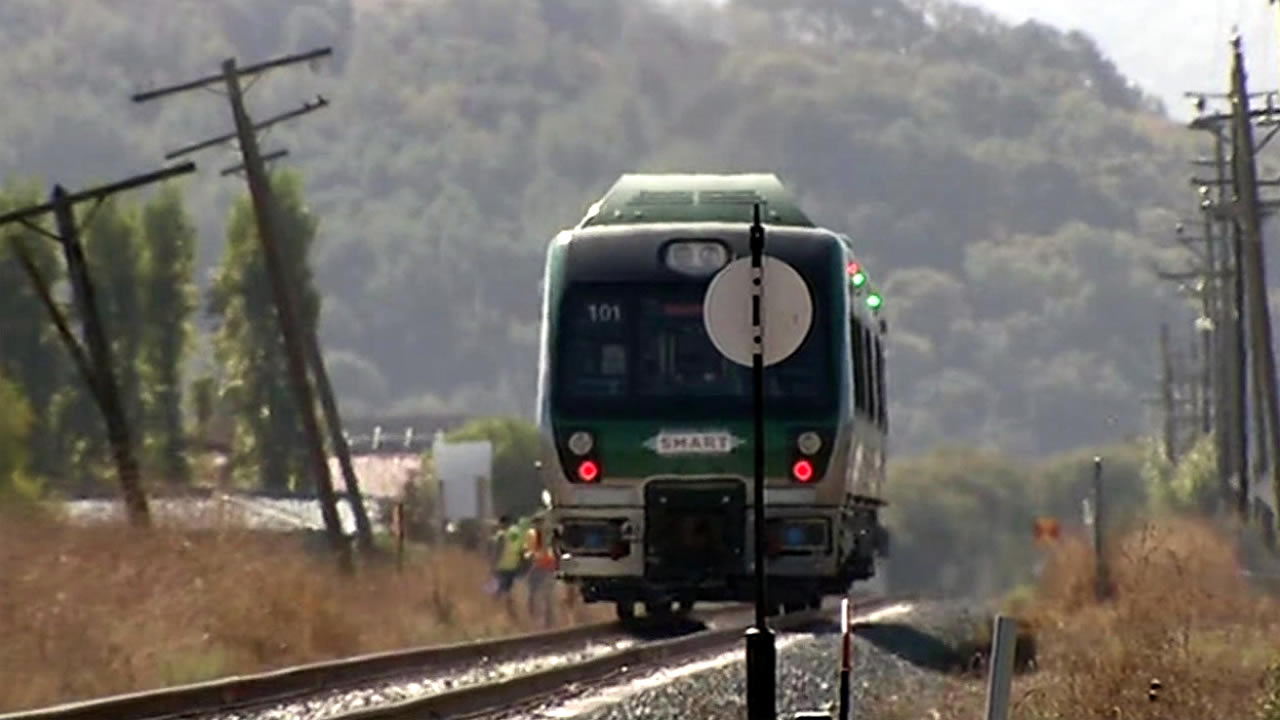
745, 201, 776, 720
1093, 456, 1109, 600
982, 615, 1018, 720
838, 597, 852, 720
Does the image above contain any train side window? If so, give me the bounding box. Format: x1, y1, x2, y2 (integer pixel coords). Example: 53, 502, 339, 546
863, 325, 877, 422
850, 317, 867, 415
874, 335, 886, 428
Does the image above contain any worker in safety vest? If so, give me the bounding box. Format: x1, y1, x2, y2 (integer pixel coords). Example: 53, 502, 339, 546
490, 515, 525, 614
523, 513, 558, 627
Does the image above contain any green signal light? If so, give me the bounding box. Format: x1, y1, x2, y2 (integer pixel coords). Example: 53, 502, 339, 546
866, 293, 883, 310
851, 271, 866, 287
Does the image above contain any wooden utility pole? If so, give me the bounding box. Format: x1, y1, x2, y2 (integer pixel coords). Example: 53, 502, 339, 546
1190, 325, 1209, 434
1229, 35, 1280, 521
1213, 126, 1244, 512
1160, 322, 1178, 463
1187, 89, 1255, 519
1153, 255, 1225, 459
1161, 222, 1217, 431
132, 50, 374, 562
0, 163, 195, 527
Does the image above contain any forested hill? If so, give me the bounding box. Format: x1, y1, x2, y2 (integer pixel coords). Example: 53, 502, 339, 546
0, 0, 1197, 456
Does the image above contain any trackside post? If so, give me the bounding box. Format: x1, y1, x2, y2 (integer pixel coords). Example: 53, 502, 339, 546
838, 597, 852, 720
983, 615, 1018, 720
744, 201, 776, 720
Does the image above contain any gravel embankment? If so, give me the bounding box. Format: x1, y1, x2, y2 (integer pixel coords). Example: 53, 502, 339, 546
486, 599, 985, 720
201, 636, 640, 720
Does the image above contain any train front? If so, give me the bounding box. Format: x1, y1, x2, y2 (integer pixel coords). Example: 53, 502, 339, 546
536, 221, 848, 619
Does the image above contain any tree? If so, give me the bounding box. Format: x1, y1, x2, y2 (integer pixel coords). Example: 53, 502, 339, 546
0, 182, 75, 483
83, 197, 145, 429
138, 184, 196, 485
0, 0, 1205, 461
209, 170, 322, 493
0, 367, 41, 504
190, 374, 214, 449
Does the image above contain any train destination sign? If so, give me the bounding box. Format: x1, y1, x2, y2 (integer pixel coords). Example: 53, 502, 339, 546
644, 430, 745, 455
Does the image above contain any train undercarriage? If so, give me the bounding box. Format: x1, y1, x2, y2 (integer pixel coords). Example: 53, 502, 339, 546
553, 479, 889, 622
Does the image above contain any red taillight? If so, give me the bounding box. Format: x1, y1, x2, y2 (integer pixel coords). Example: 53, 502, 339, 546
791, 459, 814, 483
577, 459, 600, 482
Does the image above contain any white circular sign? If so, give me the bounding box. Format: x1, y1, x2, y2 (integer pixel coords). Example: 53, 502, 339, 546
703, 255, 814, 367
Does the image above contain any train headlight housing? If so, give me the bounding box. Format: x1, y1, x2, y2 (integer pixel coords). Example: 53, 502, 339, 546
567, 431, 594, 456
796, 431, 822, 456
663, 240, 729, 276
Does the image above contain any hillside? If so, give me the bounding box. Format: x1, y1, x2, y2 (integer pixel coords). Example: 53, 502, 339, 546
949, 0, 1280, 121
0, 0, 1198, 456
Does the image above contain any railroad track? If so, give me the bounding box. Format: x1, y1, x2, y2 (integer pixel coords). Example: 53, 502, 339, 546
328, 594, 903, 720
2, 596, 902, 720
0, 603, 755, 720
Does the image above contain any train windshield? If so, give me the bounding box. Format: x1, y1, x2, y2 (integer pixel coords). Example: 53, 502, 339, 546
553, 282, 833, 418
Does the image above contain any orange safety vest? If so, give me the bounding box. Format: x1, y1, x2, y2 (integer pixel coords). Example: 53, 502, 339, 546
525, 526, 558, 571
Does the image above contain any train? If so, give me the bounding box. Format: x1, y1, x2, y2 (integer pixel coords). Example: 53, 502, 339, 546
535, 173, 891, 621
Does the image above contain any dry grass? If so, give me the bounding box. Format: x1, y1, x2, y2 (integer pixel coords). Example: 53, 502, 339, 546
868, 516, 1280, 720
0, 510, 609, 713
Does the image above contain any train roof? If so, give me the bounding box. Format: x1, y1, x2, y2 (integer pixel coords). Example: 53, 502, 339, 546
576, 173, 816, 228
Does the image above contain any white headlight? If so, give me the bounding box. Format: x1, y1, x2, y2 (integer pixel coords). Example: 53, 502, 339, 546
797, 431, 822, 455
568, 431, 594, 456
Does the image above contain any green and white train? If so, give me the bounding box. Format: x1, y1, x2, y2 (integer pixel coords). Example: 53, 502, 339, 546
535, 173, 890, 620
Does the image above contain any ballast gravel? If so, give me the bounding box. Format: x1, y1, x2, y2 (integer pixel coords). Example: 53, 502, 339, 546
200, 636, 639, 720
487, 600, 984, 720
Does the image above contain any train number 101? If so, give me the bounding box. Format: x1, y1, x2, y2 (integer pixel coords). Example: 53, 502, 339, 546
587, 303, 622, 323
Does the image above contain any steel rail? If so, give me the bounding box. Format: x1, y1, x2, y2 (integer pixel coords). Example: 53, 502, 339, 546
329, 594, 904, 720
0, 604, 752, 720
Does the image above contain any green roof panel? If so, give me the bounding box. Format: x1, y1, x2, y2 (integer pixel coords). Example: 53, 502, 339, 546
577, 173, 815, 228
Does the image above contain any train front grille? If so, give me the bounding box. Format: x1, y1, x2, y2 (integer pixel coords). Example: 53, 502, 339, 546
643, 480, 746, 582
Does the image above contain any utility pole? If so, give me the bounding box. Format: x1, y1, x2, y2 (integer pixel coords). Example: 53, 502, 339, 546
1187, 324, 1208, 430
1180, 181, 1237, 504
1209, 155, 1250, 498
1229, 35, 1280, 521
1187, 88, 1255, 519
1152, 261, 1222, 461
131, 49, 372, 563
163, 97, 376, 558
0, 163, 195, 527
1160, 322, 1178, 463
1192, 315, 1210, 434
1176, 215, 1219, 438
